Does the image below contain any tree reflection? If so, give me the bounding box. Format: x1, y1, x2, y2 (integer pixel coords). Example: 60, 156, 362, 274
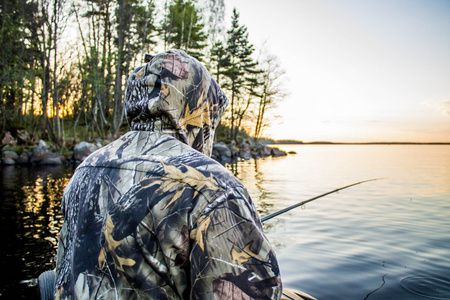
225, 158, 278, 231
0, 165, 73, 298
0, 158, 286, 298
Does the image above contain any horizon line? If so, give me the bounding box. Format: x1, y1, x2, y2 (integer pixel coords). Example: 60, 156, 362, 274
272, 140, 450, 145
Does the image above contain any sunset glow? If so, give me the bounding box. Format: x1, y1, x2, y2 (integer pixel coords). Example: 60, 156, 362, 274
225, 0, 450, 143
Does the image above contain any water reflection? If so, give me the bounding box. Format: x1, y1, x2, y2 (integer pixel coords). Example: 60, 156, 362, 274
3, 145, 449, 299
2, 158, 282, 298
0, 165, 73, 299
225, 158, 281, 232
1, 158, 282, 298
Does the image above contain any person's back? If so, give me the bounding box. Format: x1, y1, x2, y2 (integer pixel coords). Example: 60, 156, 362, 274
55, 49, 282, 299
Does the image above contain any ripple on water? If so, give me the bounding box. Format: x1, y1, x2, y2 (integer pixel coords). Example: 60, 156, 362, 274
400, 276, 450, 299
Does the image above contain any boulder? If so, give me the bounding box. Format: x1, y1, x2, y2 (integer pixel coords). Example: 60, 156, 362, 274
30, 141, 56, 164
270, 147, 287, 157
239, 141, 250, 151
243, 139, 255, 148
2, 150, 18, 160
2, 144, 14, 152
253, 144, 272, 157
2, 158, 16, 165
38, 140, 49, 150
238, 141, 252, 159
2, 150, 19, 165
211, 148, 221, 162
213, 143, 232, 159
17, 152, 30, 164
260, 146, 272, 157
239, 148, 252, 160
2, 132, 17, 145
251, 150, 260, 158
16, 129, 39, 145
228, 144, 240, 158
73, 142, 98, 161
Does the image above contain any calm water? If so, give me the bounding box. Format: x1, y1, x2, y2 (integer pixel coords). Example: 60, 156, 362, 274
1, 145, 449, 299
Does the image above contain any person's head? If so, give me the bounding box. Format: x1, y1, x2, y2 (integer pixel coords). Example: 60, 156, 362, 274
124, 49, 228, 157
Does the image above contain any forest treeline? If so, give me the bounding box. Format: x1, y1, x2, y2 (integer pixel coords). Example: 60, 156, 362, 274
0, 0, 286, 149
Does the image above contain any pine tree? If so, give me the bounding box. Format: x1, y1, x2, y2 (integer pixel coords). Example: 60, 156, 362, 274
209, 40, 230, 85
0, 0, 40, 131
73, 0, 157, 139
223, 8, 260, 140
113, 0, 157, 137
161, 0, 207, 61
134, 0, 158, 58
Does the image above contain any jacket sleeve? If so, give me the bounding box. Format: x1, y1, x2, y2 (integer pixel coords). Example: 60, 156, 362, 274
189, 188, 282, 299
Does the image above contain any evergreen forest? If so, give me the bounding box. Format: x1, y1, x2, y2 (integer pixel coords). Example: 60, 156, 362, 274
0, 0, 286, 149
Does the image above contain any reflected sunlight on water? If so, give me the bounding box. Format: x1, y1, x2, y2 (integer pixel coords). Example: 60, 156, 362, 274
1, 145, 449, 299
0, 165, 73, 299
229, 145, 450, 300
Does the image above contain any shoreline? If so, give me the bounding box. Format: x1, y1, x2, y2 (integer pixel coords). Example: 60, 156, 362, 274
273, 141, 450, 145
1, 139, 290, 167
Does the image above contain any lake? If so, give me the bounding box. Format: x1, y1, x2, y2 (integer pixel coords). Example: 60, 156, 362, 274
1, 145, 449, 299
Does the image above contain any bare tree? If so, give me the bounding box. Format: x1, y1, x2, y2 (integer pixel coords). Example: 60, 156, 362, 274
252, 51, 286, 143
36, 0, 70, 147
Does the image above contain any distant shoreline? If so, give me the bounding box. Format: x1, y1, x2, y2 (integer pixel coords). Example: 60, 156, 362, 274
273, 141, 450, 145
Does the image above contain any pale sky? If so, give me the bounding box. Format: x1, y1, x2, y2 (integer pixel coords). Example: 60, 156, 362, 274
224, 0, 450, 142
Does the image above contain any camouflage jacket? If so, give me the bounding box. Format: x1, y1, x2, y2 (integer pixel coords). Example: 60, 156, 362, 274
55, 50, 282, 299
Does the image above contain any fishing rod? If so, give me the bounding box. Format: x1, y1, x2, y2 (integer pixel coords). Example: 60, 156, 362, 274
261, 178, 384, 223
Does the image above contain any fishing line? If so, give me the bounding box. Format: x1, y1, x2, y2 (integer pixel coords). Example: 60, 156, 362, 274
261, 178, 385, 223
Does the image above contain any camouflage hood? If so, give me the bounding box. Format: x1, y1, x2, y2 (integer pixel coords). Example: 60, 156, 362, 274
124, 49, 228, 157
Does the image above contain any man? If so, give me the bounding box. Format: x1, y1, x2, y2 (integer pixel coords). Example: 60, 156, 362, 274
55, 49, 282, 299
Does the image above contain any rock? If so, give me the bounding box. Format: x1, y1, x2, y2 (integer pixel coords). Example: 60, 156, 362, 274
288, 151, 297, 155
2, 132, 17, 145
32, 149, 63, 165
244, 139, 255, 148
73, 142, 98, 161
239, 148, 252, 160
17, 152, 30, 164
64, 153, 73, 162
251, 150, 260, 158
16, 130, 30, 144
211, 148, 221, 161
2, 144, 14, 152
31, 142, 56, 164
270, 147, 287, 157
238, 141, 253, 159
213, 143, 232, 159
228, 144, 240, 158
2, 158, 16, 165
2, 150, 19, 165
94, 138, 104, 149
40, 157, 63, 165
260, 146, 272, 157
240, 141, 250, 151
16, 129, 38, 145
38, 140, 49, 150
253, 144, 271, 157
2, 150, 19, 160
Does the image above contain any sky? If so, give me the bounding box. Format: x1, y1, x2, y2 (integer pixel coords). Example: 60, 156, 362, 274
223, 0, 450, 142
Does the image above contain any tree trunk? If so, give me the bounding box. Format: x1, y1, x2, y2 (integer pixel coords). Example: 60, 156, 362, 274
113, 0, 125, 137
53, 0, 61, 147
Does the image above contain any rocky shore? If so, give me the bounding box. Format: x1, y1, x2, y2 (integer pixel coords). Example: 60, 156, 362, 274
211, 140, 288, 162
1, 130, 289, 166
